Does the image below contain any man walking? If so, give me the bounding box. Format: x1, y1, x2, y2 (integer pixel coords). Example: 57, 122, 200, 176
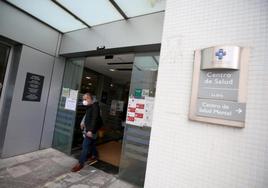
71, 93, 102, 172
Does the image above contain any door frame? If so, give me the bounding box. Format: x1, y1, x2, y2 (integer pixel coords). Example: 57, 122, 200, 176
0, 39, 21, 156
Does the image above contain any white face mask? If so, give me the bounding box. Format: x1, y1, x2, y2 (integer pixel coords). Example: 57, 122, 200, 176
82, 100, 89, 106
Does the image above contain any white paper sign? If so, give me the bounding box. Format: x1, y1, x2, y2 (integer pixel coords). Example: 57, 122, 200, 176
69, 90, 78, 100
62, 88, 70, 98
142, 89, 150, 97
65, 98, 77, 111
144, 97, 155, 127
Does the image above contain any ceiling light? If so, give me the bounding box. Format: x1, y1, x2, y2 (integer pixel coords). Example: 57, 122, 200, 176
109, 68, 116, 72
86, 76, 91, 79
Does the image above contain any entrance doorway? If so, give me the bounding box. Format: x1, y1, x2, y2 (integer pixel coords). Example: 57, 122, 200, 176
53, 51, 159, 186
71, 53, 134, 173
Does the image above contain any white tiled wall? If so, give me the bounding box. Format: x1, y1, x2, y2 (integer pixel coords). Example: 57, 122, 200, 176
145, 0, 268, 187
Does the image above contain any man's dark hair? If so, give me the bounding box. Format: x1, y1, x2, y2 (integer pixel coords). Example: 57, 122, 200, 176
84, 93, 93, 100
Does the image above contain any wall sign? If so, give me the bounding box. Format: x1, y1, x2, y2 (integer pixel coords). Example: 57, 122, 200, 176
22, 72, 44, 102
196, 99, 246, 122
189, 46, 250, 128
198, 70, 239, 101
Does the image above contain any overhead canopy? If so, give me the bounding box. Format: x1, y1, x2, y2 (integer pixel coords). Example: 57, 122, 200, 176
6, 0, 166, 33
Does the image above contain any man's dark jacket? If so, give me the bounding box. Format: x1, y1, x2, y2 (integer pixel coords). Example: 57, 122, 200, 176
84, 102, 102, 134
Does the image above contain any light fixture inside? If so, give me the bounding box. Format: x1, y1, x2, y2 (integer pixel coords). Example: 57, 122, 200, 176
109, 68, 116, 72
86, 76, 91, 79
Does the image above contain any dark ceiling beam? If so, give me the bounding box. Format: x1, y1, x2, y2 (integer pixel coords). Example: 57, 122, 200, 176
107, 62, 133, 65
152, 56, 159, 65
51, 0, 91, 28
60, 44, 161, 58
116, 68, 132, 71
109, 0, 128, 20
2, 0, 63, 33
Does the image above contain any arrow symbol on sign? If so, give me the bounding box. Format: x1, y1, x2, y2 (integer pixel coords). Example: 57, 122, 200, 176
236, 108, 242, 114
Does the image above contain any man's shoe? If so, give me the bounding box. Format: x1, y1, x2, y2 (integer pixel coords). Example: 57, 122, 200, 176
87, 157, 98, 165
71, 163, 83, 172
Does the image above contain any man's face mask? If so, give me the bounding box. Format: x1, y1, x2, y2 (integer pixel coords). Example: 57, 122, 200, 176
82, 100, 89, 106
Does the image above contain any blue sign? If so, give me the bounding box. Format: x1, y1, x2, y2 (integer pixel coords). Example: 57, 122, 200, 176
215, 49, 226, 60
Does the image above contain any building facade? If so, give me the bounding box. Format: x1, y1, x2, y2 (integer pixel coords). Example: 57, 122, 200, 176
0, 0, 268, 187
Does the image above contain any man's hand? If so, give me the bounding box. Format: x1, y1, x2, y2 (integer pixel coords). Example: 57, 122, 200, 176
80, 123, 85, 130
86, 131, 93, 138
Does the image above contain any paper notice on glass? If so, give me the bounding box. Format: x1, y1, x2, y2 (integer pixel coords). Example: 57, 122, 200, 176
126, 98, 136, 125
142, 89, 150, 97
65, 98, 77, 111
69, 90, 78, 100
126, 97, 146, 127
144, 97, 155, 127
128, 97, 136, 108
62, 88, 70, 98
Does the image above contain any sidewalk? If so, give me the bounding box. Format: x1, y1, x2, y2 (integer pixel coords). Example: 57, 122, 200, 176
0, 148, 138, 188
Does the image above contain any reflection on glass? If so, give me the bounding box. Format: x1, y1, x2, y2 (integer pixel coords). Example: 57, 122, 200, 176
134, 56, 158, 71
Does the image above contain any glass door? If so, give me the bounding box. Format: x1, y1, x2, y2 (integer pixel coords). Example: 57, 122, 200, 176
52, 58, 85, 154
119, 52, 159, 187
0, 43, 11, 98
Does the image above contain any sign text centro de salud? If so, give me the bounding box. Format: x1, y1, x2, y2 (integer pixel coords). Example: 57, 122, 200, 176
196, 47, 246, 122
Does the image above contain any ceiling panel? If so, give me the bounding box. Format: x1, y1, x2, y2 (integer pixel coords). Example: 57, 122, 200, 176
7, 0, 87, 32
114, 0, 166, 17
56, 0, 124, 26
6, 0, 166, 33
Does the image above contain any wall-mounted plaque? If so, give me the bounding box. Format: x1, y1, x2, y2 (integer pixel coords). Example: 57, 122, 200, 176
22, 72, 44, 102
189, 46, 250, 128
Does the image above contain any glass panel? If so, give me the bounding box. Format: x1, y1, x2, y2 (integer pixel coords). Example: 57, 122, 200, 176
52, 58, 85, 154
134, 56, 158, 71
0, 43, 10, 98
114, 0, 166, 17
57, 0, 123, 26
119, 52, 159, 187
7, 0, 86, 32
